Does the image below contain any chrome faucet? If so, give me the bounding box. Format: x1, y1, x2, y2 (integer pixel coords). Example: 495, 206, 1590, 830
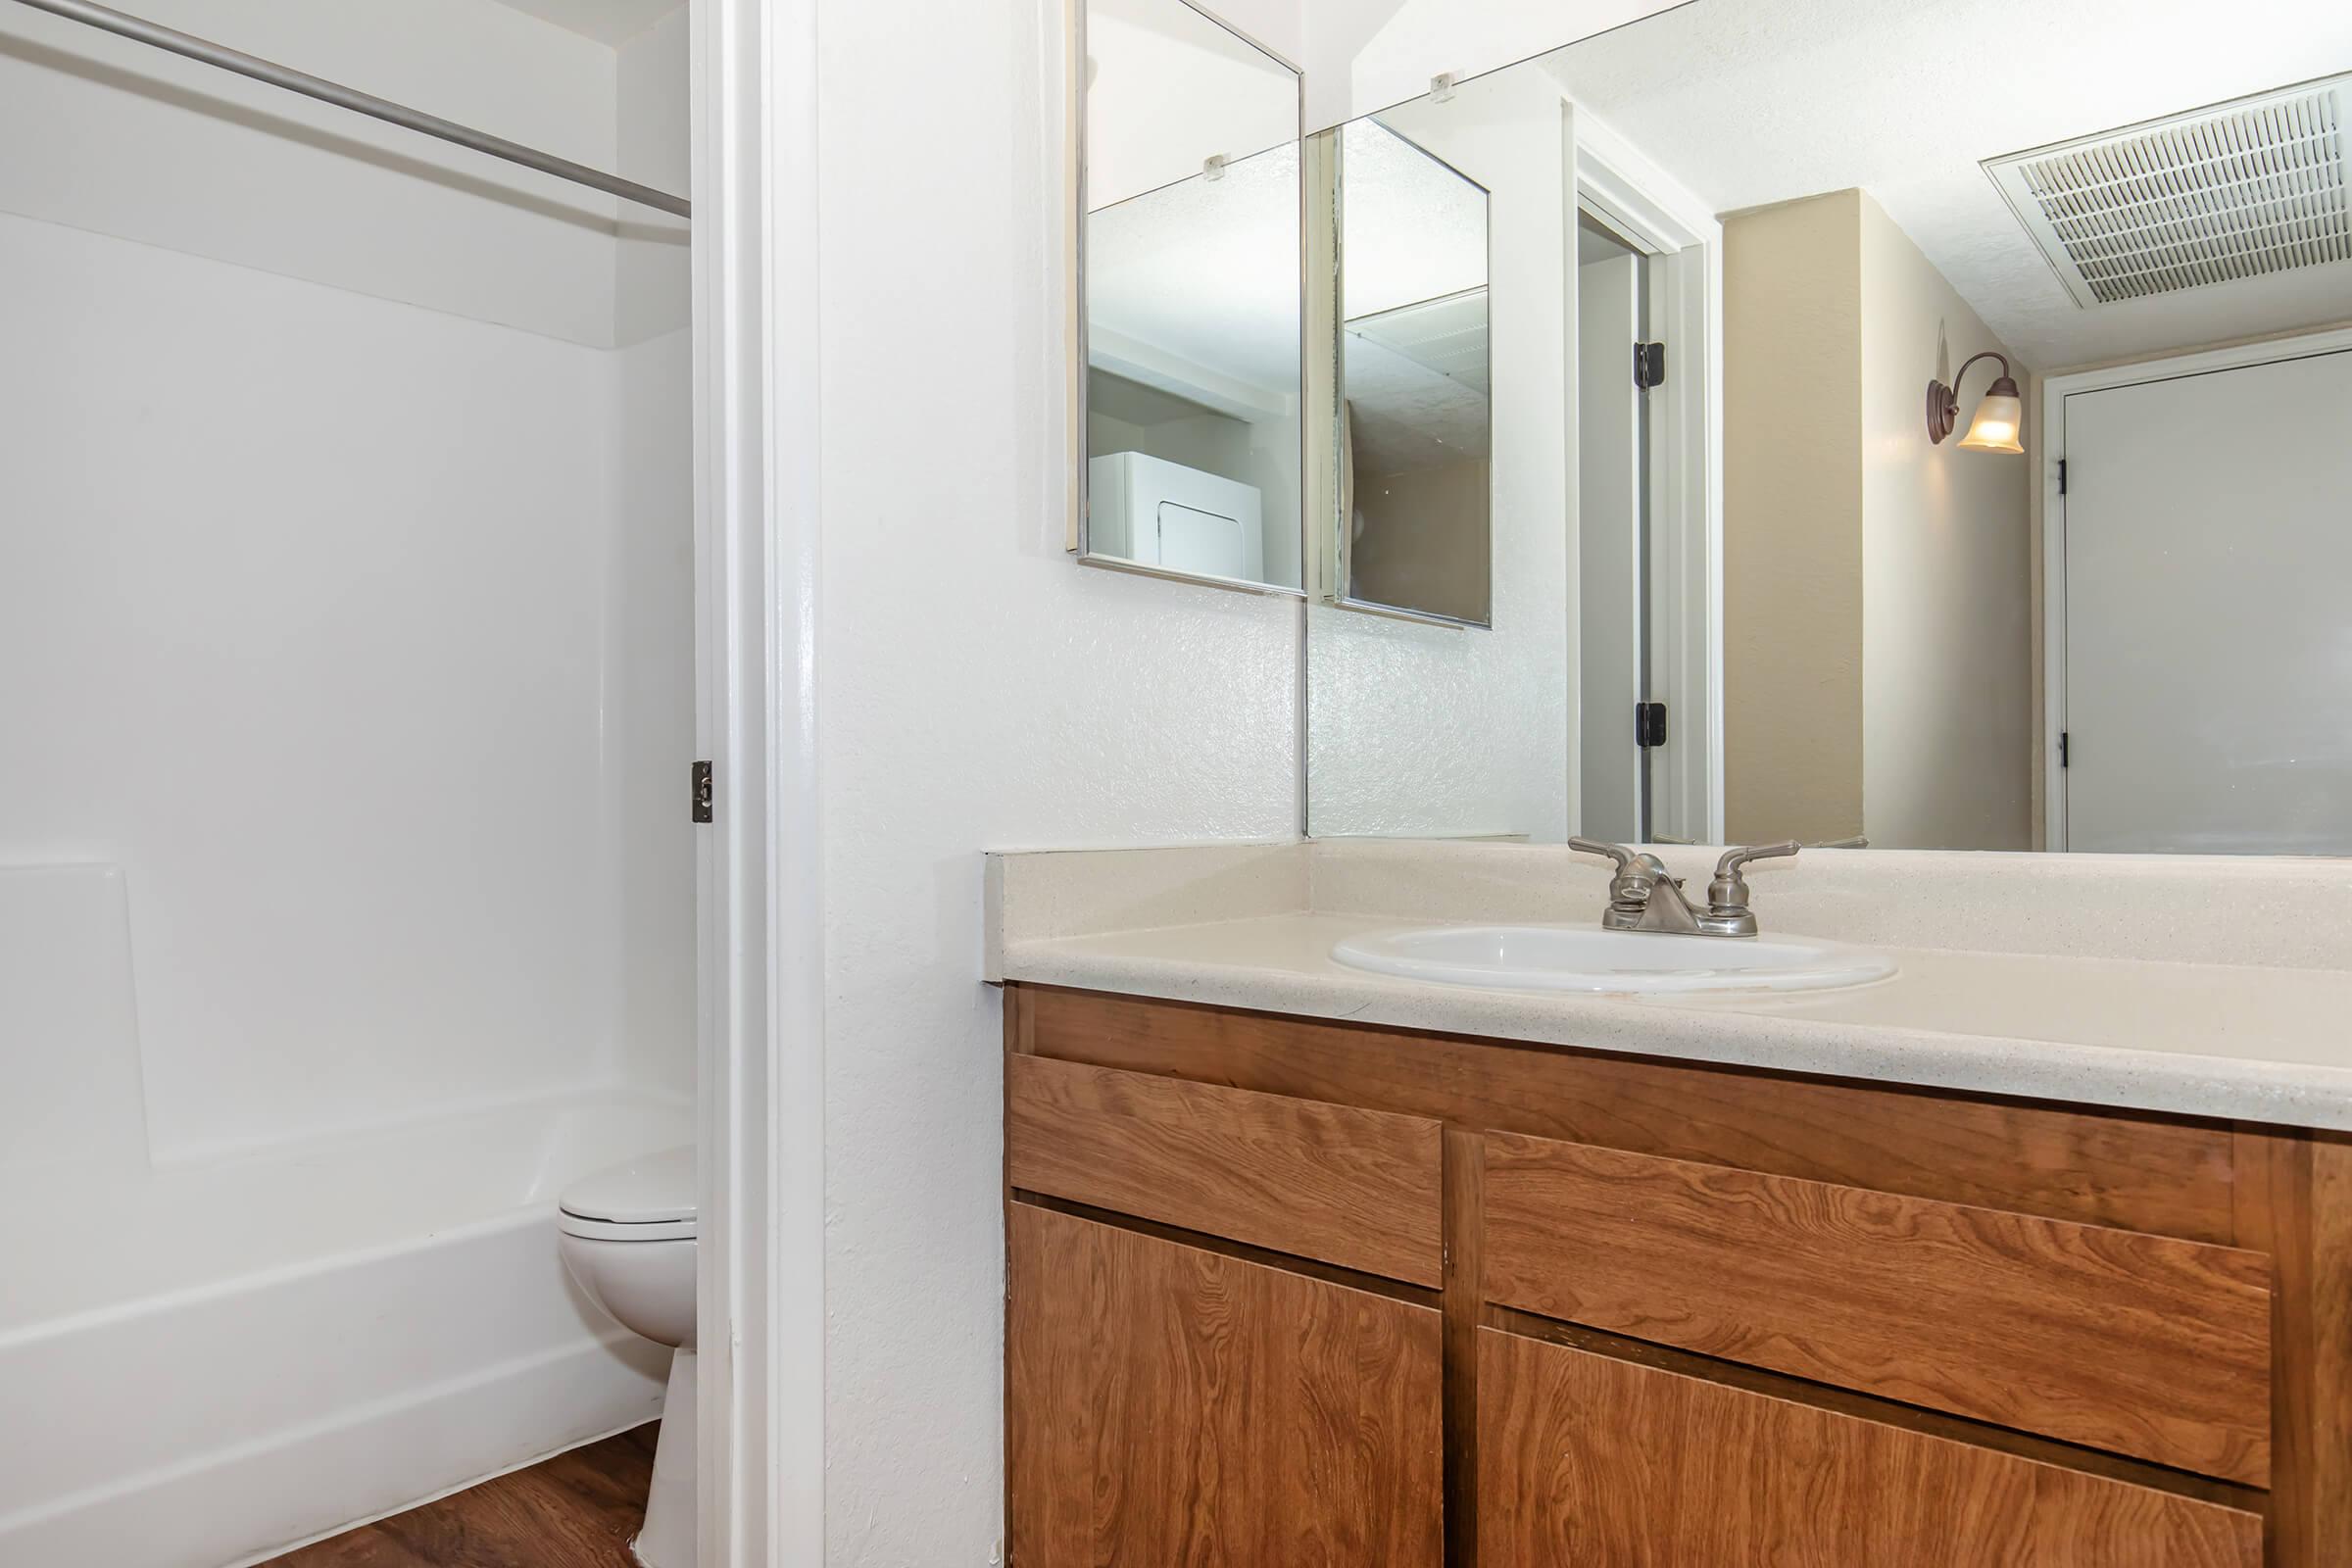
1568, 839, 1801, 938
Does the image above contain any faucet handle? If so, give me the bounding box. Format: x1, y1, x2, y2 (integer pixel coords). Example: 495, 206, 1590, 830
1700, 842, 1798, 937
1568, 836, 1639, 874
1713, 841, 1800, 881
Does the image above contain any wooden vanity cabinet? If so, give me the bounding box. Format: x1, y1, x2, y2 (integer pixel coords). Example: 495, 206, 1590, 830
1003, 983, 2348, 1567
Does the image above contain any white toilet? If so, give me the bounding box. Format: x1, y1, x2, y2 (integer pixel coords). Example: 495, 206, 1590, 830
558, 1144, 698, 1568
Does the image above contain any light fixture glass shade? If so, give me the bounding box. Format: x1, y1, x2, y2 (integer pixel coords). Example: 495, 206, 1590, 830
1956, 391, 2024, 454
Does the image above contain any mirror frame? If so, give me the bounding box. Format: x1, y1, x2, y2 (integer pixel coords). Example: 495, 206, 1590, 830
1065, 0, 1310, 599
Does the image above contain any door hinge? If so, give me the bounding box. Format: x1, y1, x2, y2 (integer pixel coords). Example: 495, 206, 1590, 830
2059, 732, 2070, 769
1636, 701, 1668, 748
692, 760, 713, 823
1635, 341, 1666, 389
2058, 458, 2068, 496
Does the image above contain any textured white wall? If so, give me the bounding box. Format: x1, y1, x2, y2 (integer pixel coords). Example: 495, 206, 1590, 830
1857, 196, 2033, 850
1308, 67, 1571, 841
811, 0, 1302, 1556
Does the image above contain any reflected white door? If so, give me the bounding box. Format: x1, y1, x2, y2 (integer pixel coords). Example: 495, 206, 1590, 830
1579, 250, 1643, 842
2061, 347, 2352, 855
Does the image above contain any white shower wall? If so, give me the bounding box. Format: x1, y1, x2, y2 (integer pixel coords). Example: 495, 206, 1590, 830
0, 0, 694, 1162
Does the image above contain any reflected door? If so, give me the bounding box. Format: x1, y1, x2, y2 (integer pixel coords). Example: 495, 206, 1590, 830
1578, 222, 1648, 842
2061, 347, 2352, 855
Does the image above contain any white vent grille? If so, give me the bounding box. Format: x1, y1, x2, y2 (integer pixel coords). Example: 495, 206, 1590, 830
1985, 75, 2351, 308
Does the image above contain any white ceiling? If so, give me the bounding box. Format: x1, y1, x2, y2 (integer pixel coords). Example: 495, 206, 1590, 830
1544, 0, 2352, 369
484, 0, 685, 46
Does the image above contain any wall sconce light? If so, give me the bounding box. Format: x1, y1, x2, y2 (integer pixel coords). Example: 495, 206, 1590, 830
1925, 352, 2024, 454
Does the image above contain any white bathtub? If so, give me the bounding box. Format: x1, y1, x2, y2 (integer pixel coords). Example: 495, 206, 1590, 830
0, 1089, 691, 1568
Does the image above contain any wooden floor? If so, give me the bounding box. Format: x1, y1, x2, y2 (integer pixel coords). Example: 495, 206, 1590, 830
263, 1425, 657, 1568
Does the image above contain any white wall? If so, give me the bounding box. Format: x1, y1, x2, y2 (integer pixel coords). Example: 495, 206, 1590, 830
1308, 66, 1572, 840
1858, 196, 2033, 850
810, 0, 1302, 1554
0, 0, 694, 1162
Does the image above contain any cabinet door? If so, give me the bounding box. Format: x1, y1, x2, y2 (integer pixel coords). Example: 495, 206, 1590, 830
1478, 1329, 2260, 1568
1008, 1204, 1444, 1567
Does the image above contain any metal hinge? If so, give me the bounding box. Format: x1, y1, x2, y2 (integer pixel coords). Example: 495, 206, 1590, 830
2059, 732, 2070, 769
692, 760, 713, 823
1636, 701, 1668, 748
1635, 341, 1666, 389
2058, 458, 2068, 496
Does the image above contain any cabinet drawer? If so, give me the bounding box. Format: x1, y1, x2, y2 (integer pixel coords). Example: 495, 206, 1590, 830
1008, 1054, 1444, 1285
1482, 1132, 2273, 1485
1478, 1330, 2261, 1567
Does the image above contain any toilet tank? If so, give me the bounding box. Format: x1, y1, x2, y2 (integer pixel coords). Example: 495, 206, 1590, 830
1087, 452, 1265, 582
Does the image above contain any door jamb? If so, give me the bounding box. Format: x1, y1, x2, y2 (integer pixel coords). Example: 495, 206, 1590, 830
1571, 108, 1724, 844
692, 0, 825, 1561
2037, 323, 2352, 851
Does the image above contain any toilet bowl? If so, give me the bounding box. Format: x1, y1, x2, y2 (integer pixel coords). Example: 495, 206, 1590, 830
558, 1145, 697, 1568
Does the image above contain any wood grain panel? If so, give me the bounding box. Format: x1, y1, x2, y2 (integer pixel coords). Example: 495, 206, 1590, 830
2236, 1127, 2352, 1566
1484, 1131, 2274, 1485
1478, 1330, 2260, 1566
1017, 985, 2241, 1243
1006, 1052, 1443, 1285
1007, 1203, 1444, 1567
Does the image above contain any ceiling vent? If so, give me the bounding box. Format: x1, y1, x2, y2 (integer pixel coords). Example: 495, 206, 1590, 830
1984, 74, 2350, 308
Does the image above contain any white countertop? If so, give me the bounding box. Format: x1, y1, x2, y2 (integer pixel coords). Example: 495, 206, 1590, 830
988, 843, 2352, 1132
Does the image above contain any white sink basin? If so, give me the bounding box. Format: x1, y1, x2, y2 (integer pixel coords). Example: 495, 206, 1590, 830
1330, 924, 1895, 996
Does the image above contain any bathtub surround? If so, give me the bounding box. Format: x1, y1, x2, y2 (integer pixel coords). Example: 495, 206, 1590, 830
0, 0, 696, 1159
0, 1093, 686, 1568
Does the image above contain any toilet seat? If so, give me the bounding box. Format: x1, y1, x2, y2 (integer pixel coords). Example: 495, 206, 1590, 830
558, 1144, 696, 1243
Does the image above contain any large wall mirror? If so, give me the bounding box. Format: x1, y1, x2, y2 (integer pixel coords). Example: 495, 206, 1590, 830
1075, 0, 1303, 593
1302, 0, 2352, 858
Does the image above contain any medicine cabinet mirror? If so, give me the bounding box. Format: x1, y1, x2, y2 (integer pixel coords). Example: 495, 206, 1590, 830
1073, 0, 1305, 595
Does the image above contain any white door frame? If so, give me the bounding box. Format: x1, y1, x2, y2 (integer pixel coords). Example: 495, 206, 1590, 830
691, 0, 824, 1562
1571, 108, 1724, 845
2038, 323, 2352, 851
